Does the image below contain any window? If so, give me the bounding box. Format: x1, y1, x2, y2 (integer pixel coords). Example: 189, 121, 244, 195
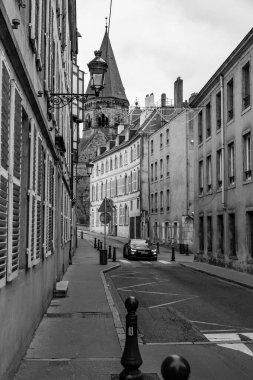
242, 61, 250, 110
206, 155, 212, 192
133, 171, 137, 191
101, 162, 104, 174
217, 149, 223, 188
207, 215, 212, 253
198, 160, 204, 195
166, 155, 170, 177
166, 189, 170, 211
227, 78, 234, 121
115, 156, 118, 169
199, 216, 204, 252
243, 132, 251, 180
137, 143, 140, 158
110, 158, 113, 171
124, 205, 129, 225
130, 200, 133, 211
151, 164, 154, 182
216, 91, 221, 130
151, 140, 154, 155
217, 215, 224, 254
130, 147, 133, 162
228, 213, 236, 256
198, 111, 203, 144
101, 182, 104, 199
166, 129, 169, 145
160, 159, 163, 179
119, 154, 123, 167
137, 198, 140, 209
119, 205, 124, 225
154, 193, 158, 212
160, 133, 163, 149
124, 150, 128, 165
151, 194, 154, 213
228, 141, 235, 185
246, 211, 253, 258
154, 162, 158, 181
206, 102, 211, 138
124, 174, 128, 194
105, 160, 109, 172
160, 191, 164, 212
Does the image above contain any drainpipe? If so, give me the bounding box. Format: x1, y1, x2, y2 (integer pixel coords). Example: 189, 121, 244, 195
220, 74, 227, 257
185, 109, 189, 217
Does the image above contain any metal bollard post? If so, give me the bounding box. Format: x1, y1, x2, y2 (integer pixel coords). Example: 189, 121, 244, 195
97, 239, 100, 251
113, 247, 116, 261
81, 231, 83, 239
99, 241, 103, 251
94, 238, 97, 248
171, 245, 175, 262
108, 245, 112, 259
161, 355, 190, 380
119, 297, 143, 380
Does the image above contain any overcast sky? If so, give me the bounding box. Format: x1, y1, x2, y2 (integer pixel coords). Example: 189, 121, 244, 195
76, 0, 253, 107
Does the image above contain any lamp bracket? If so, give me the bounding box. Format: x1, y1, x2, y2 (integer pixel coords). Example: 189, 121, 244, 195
49, 93, 95, 109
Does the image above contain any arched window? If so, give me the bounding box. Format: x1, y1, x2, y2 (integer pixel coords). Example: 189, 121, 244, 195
101, 182, 104, 199
137, 143, 140, 158
101, 162, 104, 174
124, 204, 129, 225
115, 155, 118, 169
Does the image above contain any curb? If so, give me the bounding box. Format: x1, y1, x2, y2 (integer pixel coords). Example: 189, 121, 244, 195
100, 264, 126, 350
180, 263, 253, 290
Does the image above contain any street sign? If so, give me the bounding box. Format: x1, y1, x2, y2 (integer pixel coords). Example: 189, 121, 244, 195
100, 212, 111, 225
98, 198, 114, 213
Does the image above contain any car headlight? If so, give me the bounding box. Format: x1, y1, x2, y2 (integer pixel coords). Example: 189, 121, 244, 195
151, 250, 157, 255
130, 249, 136, 254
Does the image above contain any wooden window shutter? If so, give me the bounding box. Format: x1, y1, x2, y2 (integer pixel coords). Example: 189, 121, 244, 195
7, 81, 22, 281
27, 121, 41, 267
0, 61, 10, 288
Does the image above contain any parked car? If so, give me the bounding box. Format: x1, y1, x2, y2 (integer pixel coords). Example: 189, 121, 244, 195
123, 239, 158, 261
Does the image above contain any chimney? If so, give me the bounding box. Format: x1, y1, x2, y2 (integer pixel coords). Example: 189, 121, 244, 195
161, 93, 166, 107
149, 93, 154, 107
145, 94, 149, 108
174, 77, 183, 108
189, 92, 198, 104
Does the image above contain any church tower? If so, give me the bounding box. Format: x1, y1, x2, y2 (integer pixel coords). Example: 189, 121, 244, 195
82, 29, 129, 139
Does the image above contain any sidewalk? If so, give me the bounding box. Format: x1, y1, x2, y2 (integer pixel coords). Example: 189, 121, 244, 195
14, 238, 123, 380
14, 236, 253, 380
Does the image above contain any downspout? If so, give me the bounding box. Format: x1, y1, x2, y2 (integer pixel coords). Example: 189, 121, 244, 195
220, 74, 225, 209
220, 74, 227, 257
185, 109, 189, 216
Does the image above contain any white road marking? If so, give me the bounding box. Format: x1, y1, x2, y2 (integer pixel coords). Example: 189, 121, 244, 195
117, 280, 169, 291
158, 260, 171, 264
241, 332, 253, 340
204, 332, 253, 357
140, 261, 152, 264
148, 296, 198, 309
190, 320, 253, 330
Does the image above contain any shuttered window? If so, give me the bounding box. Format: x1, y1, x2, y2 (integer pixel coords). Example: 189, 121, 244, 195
0, 59, 23, 286
27, 121, 44, 267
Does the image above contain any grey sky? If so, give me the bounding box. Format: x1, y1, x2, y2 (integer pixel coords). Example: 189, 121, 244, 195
76, 0, 253, 107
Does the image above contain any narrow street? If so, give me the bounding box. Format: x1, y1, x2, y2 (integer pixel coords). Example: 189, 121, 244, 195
83, 233, 253, 378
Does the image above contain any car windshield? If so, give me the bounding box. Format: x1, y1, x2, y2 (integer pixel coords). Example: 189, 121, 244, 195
130, 239, 153, 248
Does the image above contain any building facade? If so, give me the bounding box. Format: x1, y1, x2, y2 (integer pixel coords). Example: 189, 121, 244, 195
148, 108, 194, 252
190, 28, 253, 273
90, 125, 142, 239
0, 1, 79, 378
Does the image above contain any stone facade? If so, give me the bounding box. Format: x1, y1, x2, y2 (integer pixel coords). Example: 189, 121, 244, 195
190, 28, 253, 273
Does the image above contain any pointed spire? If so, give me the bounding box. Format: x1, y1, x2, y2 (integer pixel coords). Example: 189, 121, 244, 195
86, 32, 128, 103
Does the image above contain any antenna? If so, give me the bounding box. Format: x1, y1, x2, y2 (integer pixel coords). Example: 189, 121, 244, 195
106, 0, 112, 58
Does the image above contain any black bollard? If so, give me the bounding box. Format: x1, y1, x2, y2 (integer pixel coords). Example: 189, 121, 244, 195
157, 242, 160, 254
161, 355, 190, 380
113, 247, 116, 262
94, 238, 97, 248
171, 245, 175, 262
119, 297, 143, 380
97, 239, 100, 251
108, 245, 112, 259
81, 231, 83, 239
99, 241, 103, 251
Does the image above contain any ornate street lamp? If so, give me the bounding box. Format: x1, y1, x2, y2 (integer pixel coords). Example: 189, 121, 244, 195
49, 50, 108, 109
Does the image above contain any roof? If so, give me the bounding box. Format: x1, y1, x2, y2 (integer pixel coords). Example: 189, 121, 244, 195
86, 31, 129, 103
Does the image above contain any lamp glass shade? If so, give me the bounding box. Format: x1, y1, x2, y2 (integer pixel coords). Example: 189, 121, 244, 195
87, 50, 108, 96
86, 160, 94, 176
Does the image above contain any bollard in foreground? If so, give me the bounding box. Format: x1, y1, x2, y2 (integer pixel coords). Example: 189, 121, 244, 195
112, 247, 116, 261
81, 231, 83, 239
97, 239, 100, 251
108, 245, 112, 259
171, 245, 175, 262
161, 355, 190, 380
94, 238, 97, 248
100, 249, 107, 265
112, 297, 159, 380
